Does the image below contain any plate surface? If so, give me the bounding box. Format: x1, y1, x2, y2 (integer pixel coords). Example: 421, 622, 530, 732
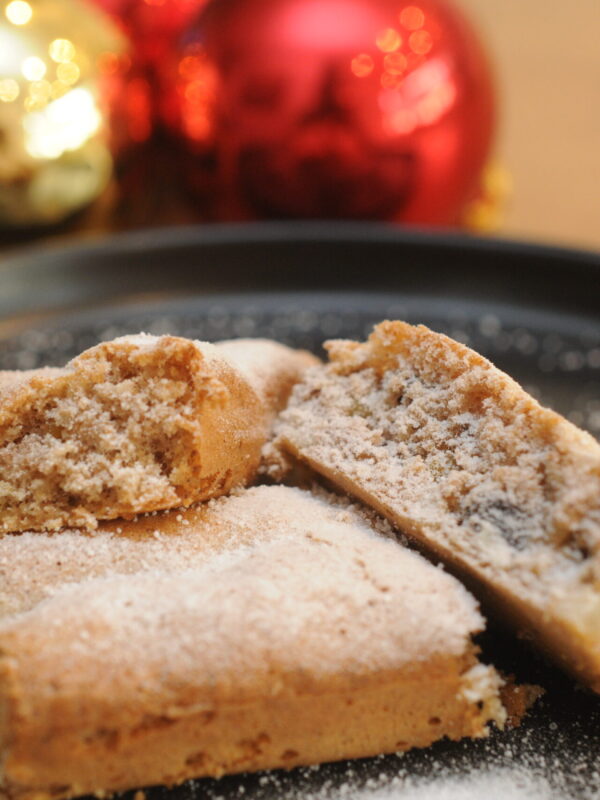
1, 224, 599, 799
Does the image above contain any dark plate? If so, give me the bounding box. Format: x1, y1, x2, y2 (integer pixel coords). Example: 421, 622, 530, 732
1, 223, 599, 799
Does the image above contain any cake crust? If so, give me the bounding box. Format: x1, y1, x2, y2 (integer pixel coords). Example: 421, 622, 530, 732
0, 486, 504, 800
275, 320, 600, 692
0, 335, 315, 532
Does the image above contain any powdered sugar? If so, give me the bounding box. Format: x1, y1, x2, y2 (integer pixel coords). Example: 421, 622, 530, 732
0, 485, 508, 798
354, 770, 554, 800
275, 322, 600, 691
0, 486, 485, 674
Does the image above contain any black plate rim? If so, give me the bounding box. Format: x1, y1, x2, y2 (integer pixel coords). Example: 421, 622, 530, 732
2, 220, 600, 272
0, 220, 598, 334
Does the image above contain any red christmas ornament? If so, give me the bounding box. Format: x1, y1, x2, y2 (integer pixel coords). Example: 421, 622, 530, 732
92, 0, 206, 68
89, 0, 208, 145
166, 0, 495, 224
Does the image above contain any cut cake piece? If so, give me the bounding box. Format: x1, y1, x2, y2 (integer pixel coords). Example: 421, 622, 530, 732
275, 320, 600, 692
0, 334, 315, 532
0, 485, 505, 800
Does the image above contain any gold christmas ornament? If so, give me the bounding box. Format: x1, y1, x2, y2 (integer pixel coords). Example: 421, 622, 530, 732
0, 0, 127, 226
461, 162, 513, 234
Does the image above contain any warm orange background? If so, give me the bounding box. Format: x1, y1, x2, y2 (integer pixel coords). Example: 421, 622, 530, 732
458, 0, 599, 251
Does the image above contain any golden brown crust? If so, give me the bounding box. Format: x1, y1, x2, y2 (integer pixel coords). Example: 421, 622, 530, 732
0, 659, 492, 800
276, 320, 600, 692
0, 486, 504, 799
0, 335, 315, 532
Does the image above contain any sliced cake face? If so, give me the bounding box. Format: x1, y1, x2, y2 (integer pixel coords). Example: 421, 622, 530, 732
0, 486, 505, 800
0, 335, 314, 533
275, 321, 600, 692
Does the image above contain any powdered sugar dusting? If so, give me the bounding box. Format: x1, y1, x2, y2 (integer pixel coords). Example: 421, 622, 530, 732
0, 485, 506, 798
345, 771, 554, 800
275, 322, 600, 690
0, 486, 485, 676
0, 299, 599, 798
216, 339, 318, 407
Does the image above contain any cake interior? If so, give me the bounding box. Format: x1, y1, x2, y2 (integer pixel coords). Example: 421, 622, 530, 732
283, 331, 599, 583
276, 323, 600, 689
0, 348, 203, 532
286, 355, 599, 618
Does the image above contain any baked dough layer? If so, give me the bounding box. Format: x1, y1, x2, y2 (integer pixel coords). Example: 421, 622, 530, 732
0, 335, 314, 532
0, 486, 504, 799
275, 321, 600, 691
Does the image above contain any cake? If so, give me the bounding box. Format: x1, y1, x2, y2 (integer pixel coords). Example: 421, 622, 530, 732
0, 335, 315, 532
0, 485, 505, 800
275, 321, 600, 691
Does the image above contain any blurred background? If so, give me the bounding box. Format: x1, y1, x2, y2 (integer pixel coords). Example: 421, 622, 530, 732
0, 0, 598, 252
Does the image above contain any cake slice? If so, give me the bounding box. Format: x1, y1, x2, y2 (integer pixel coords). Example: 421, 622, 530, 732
0, 334, 315, 532
275, 321, 600, 692
0, 485, 505, 800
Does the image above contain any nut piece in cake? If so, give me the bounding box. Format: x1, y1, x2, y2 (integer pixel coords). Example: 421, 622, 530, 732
0, 334, 315, 532
275, 320, 600, 692
0, 485, 505, 800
